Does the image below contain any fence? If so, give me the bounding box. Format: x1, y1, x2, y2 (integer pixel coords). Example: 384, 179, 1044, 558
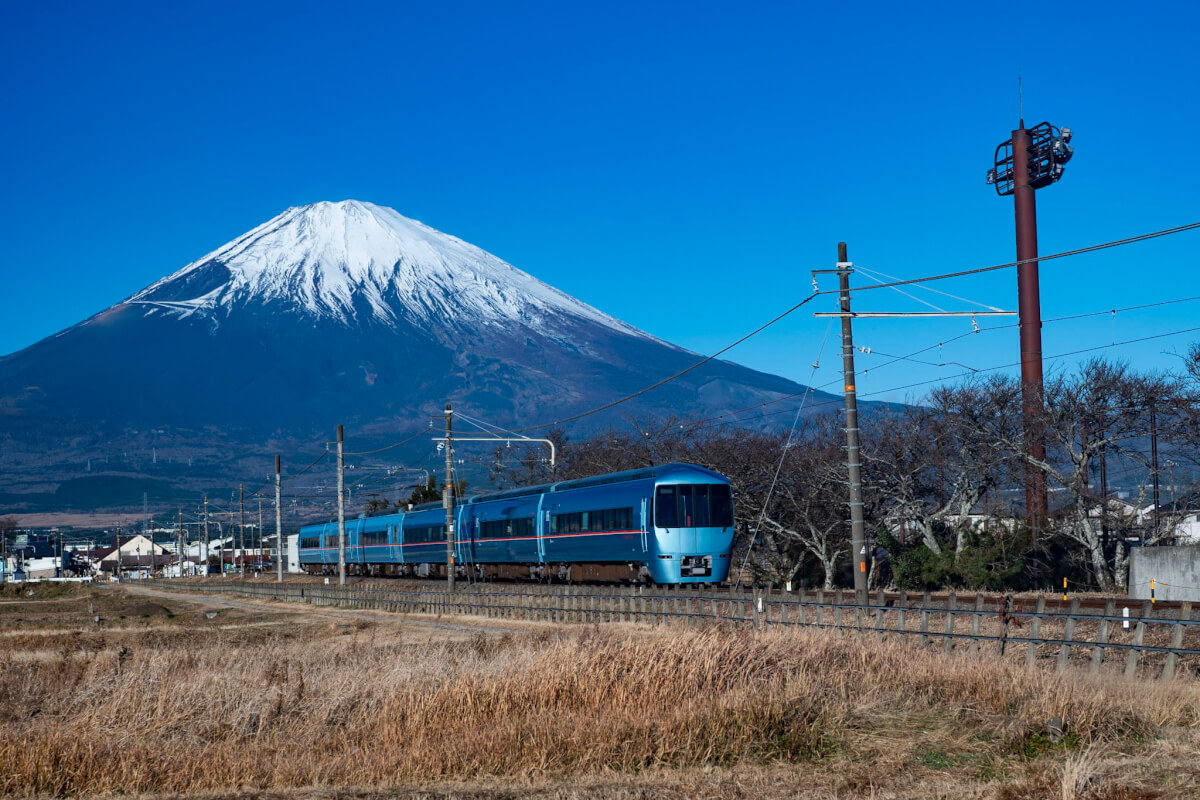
176, 580, 1200, 680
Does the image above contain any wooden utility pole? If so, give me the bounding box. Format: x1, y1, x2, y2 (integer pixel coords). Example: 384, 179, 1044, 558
275, 455, 283, 582
836, 243, 869, 606
444, 403, 456, 594
337, 424, 346, 586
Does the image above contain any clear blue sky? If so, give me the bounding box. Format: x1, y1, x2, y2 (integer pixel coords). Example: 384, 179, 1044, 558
3, 0, 1199, 407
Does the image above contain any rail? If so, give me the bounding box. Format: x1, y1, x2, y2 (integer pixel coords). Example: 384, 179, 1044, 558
167, 581, 1199, 680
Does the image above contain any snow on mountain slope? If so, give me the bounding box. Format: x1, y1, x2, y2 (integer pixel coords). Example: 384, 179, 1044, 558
127, 200, 661, 342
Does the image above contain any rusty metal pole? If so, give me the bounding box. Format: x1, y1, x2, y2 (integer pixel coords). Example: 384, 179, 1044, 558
837, 242, 869, 606
1012, 121, 1048, 541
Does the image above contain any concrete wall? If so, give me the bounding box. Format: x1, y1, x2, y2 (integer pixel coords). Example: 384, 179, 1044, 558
1129, 545, 1200, 602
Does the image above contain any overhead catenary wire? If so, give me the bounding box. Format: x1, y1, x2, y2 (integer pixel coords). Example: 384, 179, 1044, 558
734, 319, 833, 585
815, 221, 1200, 296
499, 293, 821, 434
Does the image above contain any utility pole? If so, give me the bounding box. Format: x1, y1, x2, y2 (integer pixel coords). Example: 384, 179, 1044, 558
834, 243, 869, 606
1099, 430, 1108, 545
177, 509, 183, 577
337, 424, 346, 586
143, 492, 150, 580
115, 521, 121, 582
239, 485, 246, 578
275, 455, 283, 582
203, 496, 209, 576
987, 118, 1073, 542
257, 497, 263, 573
1150, 398, 1160, 538
444, 403, 456, 594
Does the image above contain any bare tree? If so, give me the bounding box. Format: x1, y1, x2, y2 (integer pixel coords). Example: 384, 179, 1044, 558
994, 360, 1189, 591
865, 378, 1020, 561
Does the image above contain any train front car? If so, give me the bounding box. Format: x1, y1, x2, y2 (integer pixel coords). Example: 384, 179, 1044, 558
647, 464, 735, 584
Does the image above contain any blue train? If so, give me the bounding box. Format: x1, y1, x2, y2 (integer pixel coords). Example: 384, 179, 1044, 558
298, 463, 735, 583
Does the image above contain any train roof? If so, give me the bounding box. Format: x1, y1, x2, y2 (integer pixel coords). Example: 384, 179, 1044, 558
462, 462, 726, 505
300, 463, 727, 530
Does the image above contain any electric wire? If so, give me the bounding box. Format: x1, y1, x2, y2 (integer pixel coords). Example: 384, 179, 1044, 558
498, 293, 821, 434
734, 319, 833, 585
816, 220, 1200, 295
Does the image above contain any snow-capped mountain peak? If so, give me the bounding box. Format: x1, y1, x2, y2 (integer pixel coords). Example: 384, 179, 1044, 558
126, 200, 655, 341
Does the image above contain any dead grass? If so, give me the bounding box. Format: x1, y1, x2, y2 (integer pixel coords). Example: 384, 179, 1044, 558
1, 591, 1199, 799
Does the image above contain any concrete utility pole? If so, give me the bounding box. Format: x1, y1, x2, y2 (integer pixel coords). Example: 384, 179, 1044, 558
444, 403, 456, 594
203, 496, 209, 575
257, 497, 263, 572
115, 521, 121, 582
177, 509, 183, 577
835, 243, 869, 606
239, 485, 246, 578
275, 455, 283, 582
337, 424, 346, 586
1150, 399, 1160, 538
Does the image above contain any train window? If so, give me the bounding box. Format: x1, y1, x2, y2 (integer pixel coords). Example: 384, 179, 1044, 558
655, 484, 732, 528
324, 535, 339, 548
710, 485, 733, 527
550, 508, 631, 534
300, 537, 320, 549
655, 487, 680, 527
404, 525, 444, 544
362, 529, 388, 545
693, 485, 710, 527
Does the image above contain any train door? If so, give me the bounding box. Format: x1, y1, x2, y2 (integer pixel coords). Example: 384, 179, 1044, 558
400, 515, 410, 566
536, 495, 547, 563
640, 497, 649, 551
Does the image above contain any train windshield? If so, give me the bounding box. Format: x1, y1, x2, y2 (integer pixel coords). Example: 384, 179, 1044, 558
654, 484, 733, 528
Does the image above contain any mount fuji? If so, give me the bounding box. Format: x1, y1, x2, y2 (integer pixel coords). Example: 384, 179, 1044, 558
0, 201, 832, 510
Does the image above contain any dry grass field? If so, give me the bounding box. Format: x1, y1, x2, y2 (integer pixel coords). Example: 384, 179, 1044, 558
1, 582, 1199, 799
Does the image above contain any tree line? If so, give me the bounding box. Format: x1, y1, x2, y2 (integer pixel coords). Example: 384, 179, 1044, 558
489, 355, 1200, 593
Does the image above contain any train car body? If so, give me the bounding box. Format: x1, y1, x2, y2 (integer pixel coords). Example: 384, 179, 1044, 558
298, 463, 734, 583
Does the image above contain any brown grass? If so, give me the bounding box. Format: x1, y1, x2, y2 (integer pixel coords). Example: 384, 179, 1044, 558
1, 592, 1199, 799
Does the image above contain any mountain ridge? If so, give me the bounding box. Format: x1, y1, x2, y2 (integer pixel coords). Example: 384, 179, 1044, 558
0, 201, 836, 512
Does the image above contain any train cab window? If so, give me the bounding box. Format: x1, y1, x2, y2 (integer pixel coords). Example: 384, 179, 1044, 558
710, 485, 733, 527
655, 486, 679, 527
656, 484, 733, 528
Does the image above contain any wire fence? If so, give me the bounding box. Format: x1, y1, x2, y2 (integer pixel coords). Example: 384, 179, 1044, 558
176, 580, 1199, 680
